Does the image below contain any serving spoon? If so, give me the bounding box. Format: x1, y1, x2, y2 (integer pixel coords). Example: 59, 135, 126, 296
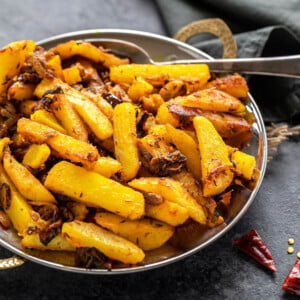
87, 38, 300, 78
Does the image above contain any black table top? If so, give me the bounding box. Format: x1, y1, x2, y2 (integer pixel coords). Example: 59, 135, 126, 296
0, 1, 299, 299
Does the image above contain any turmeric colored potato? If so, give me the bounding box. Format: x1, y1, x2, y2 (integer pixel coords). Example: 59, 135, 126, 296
62, 221, 145, 264
127, 76, 154, 102
178, 88, 246, 115
95, 212, 174, 251
51, 94, 88, 142
159, 80, 187, 101
17, 118, 99, 164
231, 150, 256, 180
204, 73, 249, 99
87, 157, 122, 178
19, 100, 38, 116
113, 103, 140, 181
7, 81, 35, 101
30, 109, 67, 134
145, 200, 189, 227
21, 234, 75, 251
148, 124, 170, 141
0, 165, 46, 235
44, 161, 144, 220
22, 144, 51, 169
0, 137, 10, 160
3, 149, 56, 203
46, 54, 64, 79
62, 66, 82, 85
50, 40, 129, 68
129, 177, 207, 224
193, 116, 234, 197
156, 103, 180, 127
110, 64, 210, 86
0, 40, 35, 95
166, 124, 202, 181
141, 93, 164, 113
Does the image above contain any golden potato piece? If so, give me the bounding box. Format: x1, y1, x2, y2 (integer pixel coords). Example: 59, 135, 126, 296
3, 150, 56, 203
0, 40, 35, 95
95, 212, 174, 251
50, 41, 129, 68
127, 76, 154, 102
110, 64, 210, 86
62, 66, 82, 85
87, 157, 122, 178
62, 221, 145, 264
193, 116, 233, 197
113, 103, 140, 181
7, 81, 35, 101
44, 161, 144, 220
21, 234, 75, 251
0, 137, 10, 161
46, 54, 64, 79
22, 144, 51, 169
129, 177, 206, 224
231, 150, 256, 180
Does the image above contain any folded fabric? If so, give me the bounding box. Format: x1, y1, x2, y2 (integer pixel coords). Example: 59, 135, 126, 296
155, 0, 300, 124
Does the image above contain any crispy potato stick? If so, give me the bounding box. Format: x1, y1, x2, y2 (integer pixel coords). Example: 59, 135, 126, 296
145, 200, 189, 226
62, 221, 145, 264
231, 150, 256, 180
166, 124, 201, 181
95, 212, 175, 251
127, 76, 154, 102
3, 150, 56, 203
44, 161, 144, 220
0, 40, 35, 95
156, 103, 180, 127
204, 73, 249, 98
21, 234, 75, 251
22, 144, 51, 169
51, 94, 88, 142
129, 177, 207, 224
50, 41, 129, 68
110, 64, 210, 86
113, 103, 140, 181
193, 116, 234, 197
178, 88, 246, 115
0, 165, 46, 235
87, 157, 122, 178
17, 118, 99, 164
30, 109, 67, 134
7, 81, 35, 101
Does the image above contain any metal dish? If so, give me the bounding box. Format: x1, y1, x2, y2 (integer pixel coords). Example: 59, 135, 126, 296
0, 29, 267, 274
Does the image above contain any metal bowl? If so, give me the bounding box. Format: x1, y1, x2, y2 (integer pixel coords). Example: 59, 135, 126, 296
0, 29, 267, 274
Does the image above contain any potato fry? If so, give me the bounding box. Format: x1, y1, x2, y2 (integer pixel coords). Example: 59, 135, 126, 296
19, 100, 37, 116
51, 94, 88, 142
113, 103, 140, 181
50, 41, 129, 68
44, 161, 144, 220
3, 149, 56, 203
127, 76, 154, 102
179, 88, 246, 115
166, 124, 202, 181
46, 54, 64, 79
231, 150, 256, 180
7, 81, 35, 101
193, 116, 234, 197
22, 144, 51, 169
156, 103, 180, 127
129, 177, 207, 224
87, 157, 122, 178
62, 221, 145, 264
0, 137, 11, 160
0, 40, 35, 95
110, 64, 210, 86
21, 234, 75, 251
95, 212, 174, 251
17, 118, 99, 164
62, 66, 82, 85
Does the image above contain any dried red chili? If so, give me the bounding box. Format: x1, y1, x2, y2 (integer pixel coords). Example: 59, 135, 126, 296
234, 229, 277, 272
282, 260, 300, 296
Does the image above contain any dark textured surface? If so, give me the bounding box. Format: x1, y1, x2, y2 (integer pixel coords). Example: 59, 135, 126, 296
0, 1, 300, 299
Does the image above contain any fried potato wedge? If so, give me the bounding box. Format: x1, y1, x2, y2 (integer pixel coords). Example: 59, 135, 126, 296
62, 221, 145, 264
156, 103, 180, 127
22, 144, 51, 169
21, 234, 75, 251
62, 66, 82, 85
127, 76, 154, 102
7, 81, 35, 101
3, 149, 56, 203
193, 116, 233, 197
50, 41, 129, 68
87, 157, 122, 178
0, 137, 11, 160
110, 64, 210, 86
231, 150, 256, 180
17, 118, 99, 164
179, 88, 246, 115
129, 177, 206, 224
0, 40, 35, 95
113, 103, 140, 181
95, 212, 174, 251
44, 161, 144, 220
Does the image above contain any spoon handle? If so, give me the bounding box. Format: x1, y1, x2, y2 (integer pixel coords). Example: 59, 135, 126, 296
158, 55, 300, 78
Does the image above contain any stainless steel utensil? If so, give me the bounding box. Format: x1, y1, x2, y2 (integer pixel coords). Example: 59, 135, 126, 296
85, 38, 300, 78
